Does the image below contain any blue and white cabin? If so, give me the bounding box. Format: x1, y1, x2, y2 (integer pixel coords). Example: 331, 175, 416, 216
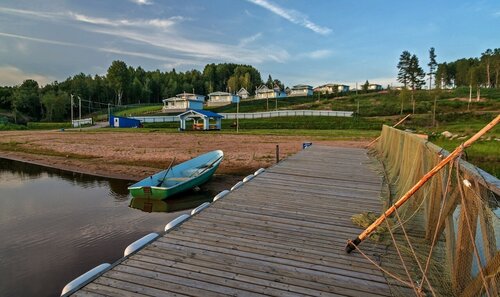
289, 84, 313, 97
178, 109, 224, 131
207, 91, 240, 107
162, 92, 205, 112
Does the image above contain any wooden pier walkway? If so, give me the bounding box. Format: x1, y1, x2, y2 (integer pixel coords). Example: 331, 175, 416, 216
72, 145, 394, 297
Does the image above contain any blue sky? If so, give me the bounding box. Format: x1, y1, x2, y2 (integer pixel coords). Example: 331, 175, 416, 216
0, 0, 498, 88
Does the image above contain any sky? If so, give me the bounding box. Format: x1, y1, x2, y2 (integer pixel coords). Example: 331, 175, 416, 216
0, 0, 499, 89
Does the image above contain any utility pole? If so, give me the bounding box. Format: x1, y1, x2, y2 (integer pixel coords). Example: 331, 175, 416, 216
70, 94, 74, 127
355, 82, 358, 95
266, 92, 269, 111
108, 103, 111, 122
78, 96, 81, 120
236, 98, 239, 133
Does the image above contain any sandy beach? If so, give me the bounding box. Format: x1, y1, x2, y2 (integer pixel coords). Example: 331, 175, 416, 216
0, 130, 368, 180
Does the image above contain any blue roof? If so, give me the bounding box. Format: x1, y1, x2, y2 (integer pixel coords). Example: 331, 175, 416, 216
180, 109, 224, 118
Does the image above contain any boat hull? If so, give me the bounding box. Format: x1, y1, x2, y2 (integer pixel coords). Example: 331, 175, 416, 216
128, 150, 223, 200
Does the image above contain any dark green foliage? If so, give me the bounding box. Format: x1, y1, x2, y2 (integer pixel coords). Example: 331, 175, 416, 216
12, 79, 41, 122
436, 48, 500, 88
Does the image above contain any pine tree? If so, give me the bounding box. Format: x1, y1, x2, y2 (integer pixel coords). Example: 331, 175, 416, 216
408, 54, 425, 113
397, 51, 411, 88
428, 47, 437, 90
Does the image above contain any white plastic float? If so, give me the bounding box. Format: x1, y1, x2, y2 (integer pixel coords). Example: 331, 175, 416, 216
123, 233, 159, 257
254, 168, 265, 176
164, 214, 190, 232
190, 202, 210, 215
213, 190, 230, 202
61, 263, 111, 295
230, 181, 243, 191
242, 174, 255, 183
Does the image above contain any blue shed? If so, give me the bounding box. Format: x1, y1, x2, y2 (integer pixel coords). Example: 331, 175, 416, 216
109, 115, 142, 128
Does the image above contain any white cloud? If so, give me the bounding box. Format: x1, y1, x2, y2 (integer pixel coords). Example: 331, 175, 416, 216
68, 12, 182, 30
238, 32, 262, 47
247, 0, 331, 35
493, 11, 500, 17
0, 32, 193, 66
0, 6, 292, 68
297, 49, 332, 59
0, 66, 56, 86
130, 0, 153, 5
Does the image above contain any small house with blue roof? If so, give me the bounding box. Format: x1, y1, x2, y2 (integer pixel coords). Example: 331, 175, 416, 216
178, 109, 224, 131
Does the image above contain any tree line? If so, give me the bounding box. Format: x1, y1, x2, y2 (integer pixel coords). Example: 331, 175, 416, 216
436, 49, 500, 89
397, 47, 500, 90
0, 61, 265, 122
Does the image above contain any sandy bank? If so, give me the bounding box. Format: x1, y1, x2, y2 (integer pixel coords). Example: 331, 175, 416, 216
0, 130, 368, 180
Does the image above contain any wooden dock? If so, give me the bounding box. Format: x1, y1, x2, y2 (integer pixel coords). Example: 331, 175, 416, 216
72, 145, 394, 297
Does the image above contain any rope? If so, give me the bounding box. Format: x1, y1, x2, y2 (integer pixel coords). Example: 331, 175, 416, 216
394, 208, 437, 296
383, 213, 422, 296
456, 165, 491, 297
346, 240, 416, 289
419, 160, 455, 291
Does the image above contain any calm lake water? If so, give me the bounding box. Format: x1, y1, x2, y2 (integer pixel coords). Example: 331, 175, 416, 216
0, 158, 215, 297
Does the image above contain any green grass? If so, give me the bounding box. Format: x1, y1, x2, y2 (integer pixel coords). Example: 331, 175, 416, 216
432, 138, 499, 178
113, 104, 163, 117
27, 122, 72, 130
0, 123, 27, 130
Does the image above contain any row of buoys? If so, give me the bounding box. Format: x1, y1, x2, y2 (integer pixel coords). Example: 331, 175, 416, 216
61, 167, 266, 296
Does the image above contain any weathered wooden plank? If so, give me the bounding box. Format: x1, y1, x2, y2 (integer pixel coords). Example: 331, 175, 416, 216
73, 146, 395, 297
144, 243, 392, 296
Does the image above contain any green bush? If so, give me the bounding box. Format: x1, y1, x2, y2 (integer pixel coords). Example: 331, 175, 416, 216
0, 123, 27, 130
27, 122, 72, 130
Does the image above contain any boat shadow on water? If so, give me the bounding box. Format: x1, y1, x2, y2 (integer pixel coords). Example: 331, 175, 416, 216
129, 187, 215, 213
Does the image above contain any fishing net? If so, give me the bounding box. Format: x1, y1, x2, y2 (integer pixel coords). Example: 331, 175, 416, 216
359, 125, 500, 297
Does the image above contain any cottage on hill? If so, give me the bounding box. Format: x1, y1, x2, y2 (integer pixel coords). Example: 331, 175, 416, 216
255, 85, 286, 99
207, 91, 240, 106
314, 84, 350, 94
162, 92, 205, 112
237, 88, 249, 99
289, 84, 313, 97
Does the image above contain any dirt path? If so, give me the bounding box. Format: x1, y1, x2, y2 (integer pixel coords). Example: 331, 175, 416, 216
0, 130, 369, 180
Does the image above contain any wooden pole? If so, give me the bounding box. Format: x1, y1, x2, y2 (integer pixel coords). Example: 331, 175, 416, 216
366, 114, 411, 148
276, 145, 280, 163
346, 114, 500, 253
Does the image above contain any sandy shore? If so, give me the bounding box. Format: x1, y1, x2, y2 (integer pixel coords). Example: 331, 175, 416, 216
0, 130, 368, 181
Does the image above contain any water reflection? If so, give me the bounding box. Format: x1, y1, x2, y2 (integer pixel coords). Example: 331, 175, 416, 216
129, 189, 214, 213
0, 158, 131, 200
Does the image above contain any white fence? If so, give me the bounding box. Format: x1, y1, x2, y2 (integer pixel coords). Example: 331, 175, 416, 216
131, 110, 352, 123
221, 110, 353, 119
72, 118, 93, 127
130, 116, 179, 123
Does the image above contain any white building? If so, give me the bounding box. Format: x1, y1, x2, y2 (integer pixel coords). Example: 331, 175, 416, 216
313, 84, 350, 94
368, 84, 383, 91
237, 88, 249, 99
255, 85, 286, 99
207, 91, 240, 106
162, 92, 205, 112
289, 84, 313, 97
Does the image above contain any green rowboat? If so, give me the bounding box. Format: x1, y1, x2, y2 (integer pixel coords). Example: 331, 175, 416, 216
128, 150, 223, 200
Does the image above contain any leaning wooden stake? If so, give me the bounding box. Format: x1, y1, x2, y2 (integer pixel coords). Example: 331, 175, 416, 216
366, 114, 412, 148
346, 114, 500, 253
